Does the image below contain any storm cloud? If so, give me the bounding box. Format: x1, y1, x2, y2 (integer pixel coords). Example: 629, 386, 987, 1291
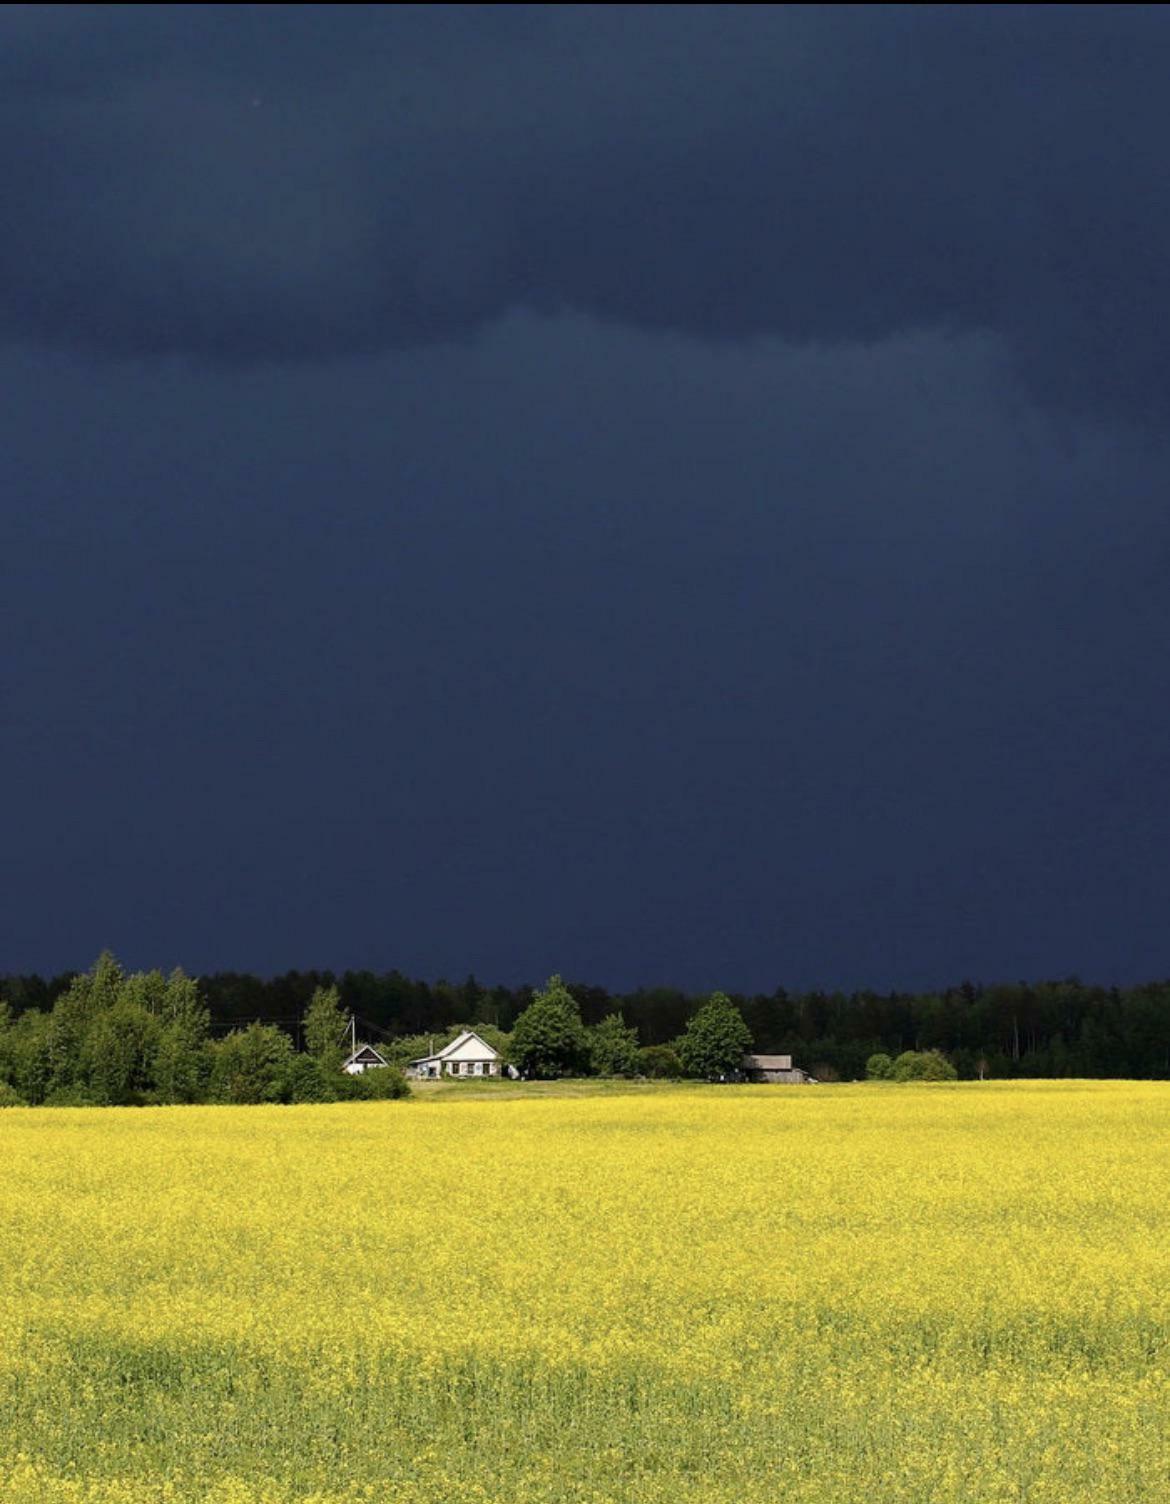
5, 6, 1170, 416
7, 8, 1170, 992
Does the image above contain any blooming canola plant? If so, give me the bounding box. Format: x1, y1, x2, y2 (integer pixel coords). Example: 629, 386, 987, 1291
0, 1083, 1167, 1502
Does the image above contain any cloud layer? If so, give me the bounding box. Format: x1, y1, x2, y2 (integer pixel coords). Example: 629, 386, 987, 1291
4, 7, 1170, 415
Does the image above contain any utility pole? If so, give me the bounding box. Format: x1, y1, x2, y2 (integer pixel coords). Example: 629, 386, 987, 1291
351, 1014, 357, 1056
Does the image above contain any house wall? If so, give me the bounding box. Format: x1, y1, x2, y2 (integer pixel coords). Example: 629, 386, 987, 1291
409, 1057, 499, 1078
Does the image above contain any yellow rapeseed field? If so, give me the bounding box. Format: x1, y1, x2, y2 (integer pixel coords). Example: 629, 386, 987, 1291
1, 1082, 1167, 1503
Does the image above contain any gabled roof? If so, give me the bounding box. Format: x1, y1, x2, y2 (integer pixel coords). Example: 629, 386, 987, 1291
409, 1029, 500, 1065
343, 1044, 388, 1067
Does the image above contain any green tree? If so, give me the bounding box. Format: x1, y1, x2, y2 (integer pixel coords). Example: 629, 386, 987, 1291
588, 1013, 641, 1077
209, 1023, 295, 1104
82, 1001, 162, 1105
303, 985, 348, 1069
3, 1010, 53, 1104
674, 992, 752, 1080
510, 976, 589, 1079
150, 969, 212, 1102
866, 1052, 895, 1080
118, 968, 169, 1015
283, 1053, 342, 1103
48, 951, 124, 1088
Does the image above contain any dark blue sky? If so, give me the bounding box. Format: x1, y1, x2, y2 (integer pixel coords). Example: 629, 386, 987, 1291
5, 6, 1170, 992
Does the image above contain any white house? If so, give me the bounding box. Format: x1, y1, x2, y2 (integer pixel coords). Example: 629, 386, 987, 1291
409, 1029, 502, 1079
342, 1043, 389, 1075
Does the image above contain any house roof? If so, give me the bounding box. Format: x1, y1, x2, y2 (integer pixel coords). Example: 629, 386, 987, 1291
409, 1028, 500, 1065
743, 1054, 794, 1070
343, 1044, 388, 1067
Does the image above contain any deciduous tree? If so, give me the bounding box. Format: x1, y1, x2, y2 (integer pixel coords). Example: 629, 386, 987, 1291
588, 1013, 640, 1077
674, 992, 752, 1080
303, 985, 348, 1069
510, 976, 589, 1078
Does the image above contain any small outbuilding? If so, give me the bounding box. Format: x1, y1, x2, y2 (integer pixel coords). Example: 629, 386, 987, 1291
408, 1029, 503, 1080
342, 1043, 390, 1075
741, 1053, 815, 1084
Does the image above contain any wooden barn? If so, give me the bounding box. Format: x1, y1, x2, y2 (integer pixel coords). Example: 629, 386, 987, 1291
741, 1053, 815, 1084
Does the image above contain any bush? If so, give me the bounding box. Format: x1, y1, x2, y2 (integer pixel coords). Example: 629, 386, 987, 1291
866, 1052, 895, 1080
0, 1082, 27, 1107
43, 1084, 101, 1107
339, 1065, 411, 1100
284, 1054, 342, 1103
890, 1049, 959, 1082
637, 1045, 683, 1079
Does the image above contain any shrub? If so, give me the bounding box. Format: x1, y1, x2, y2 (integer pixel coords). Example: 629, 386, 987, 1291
890, 1049, 959, 1082
866, 1052, 895, 1080
637, 1045, 683, 1079
0, 1082, 27, 1107
43, 1084, 101, 1107
284, 1054, 342, 1103
340, 1065, 411, 1100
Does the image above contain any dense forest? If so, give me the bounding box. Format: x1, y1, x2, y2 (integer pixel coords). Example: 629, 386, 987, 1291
3, 961, 1170, 1088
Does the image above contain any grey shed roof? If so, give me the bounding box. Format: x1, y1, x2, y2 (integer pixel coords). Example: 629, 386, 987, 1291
743, 1054, 794, 1070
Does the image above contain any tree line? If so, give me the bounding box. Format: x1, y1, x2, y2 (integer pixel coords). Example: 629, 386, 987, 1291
0, 957, 754, 1105
3, 959, 1170, 1103
0, 955, 410, 1107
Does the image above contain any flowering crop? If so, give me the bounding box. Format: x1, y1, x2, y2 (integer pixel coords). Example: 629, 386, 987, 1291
0, 1082, 1167, 1501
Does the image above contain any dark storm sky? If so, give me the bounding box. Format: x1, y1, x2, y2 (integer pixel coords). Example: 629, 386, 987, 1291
6, 5, 1170, 992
